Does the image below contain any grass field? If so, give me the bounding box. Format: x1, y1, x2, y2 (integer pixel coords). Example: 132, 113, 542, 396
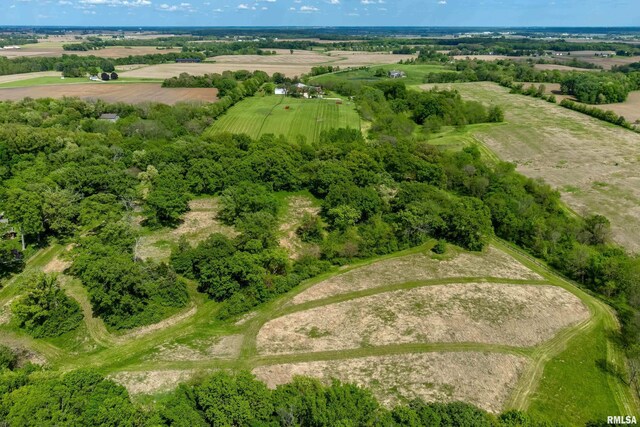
311, 63, 450, 87
207, 95, 361, 143
0, 76, 163, 88
0, 83, 218, 105
420, 82, 640, 253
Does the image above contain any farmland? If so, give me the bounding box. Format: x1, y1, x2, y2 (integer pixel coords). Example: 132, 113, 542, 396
0, 44, 182, 59
0, 82, 218, 105
421, 82, 640, 253
118, 50, 416, 78
207, 95, 360, 143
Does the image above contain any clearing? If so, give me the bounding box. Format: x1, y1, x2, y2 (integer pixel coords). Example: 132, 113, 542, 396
257, 283, 589, 354
253, 352, 528, 414
292, 244, 542, 305
135, 198, 236, 262
420, 82, 640, 253
0, 83, 218, 105
207, 95, 360, 143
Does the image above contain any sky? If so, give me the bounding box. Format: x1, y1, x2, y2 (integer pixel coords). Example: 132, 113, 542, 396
2, 0, 639, 27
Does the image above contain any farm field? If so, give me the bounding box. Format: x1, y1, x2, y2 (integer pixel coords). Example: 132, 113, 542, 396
0, 44, 181, 58
207, 95, 360, 143
0, 82, 218, 105
0, 76, 162, 88
420, 82, 640, 253
0, 217, 634, 424
311, 63, 449, 86
119, 50, 416, 78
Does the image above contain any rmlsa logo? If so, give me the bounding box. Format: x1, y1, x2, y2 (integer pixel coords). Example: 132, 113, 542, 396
608, 416, 637, 425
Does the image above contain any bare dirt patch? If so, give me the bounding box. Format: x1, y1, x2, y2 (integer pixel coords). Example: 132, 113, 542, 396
253, 352, 527, 413
292, 245, 542, 304
278, 195, 321, 259
110, 370, 197, 395
150, 334, 243, 361
259, 283, 588, 354
0, 83, 218, 105
42, 255, 71, 274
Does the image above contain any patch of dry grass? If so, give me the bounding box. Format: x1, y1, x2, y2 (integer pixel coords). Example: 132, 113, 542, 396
258, 283, 588, 354
253, 351, 527, 413
278, 195, 321, 259
292, 245, 542, 304
150, 335, 243, 361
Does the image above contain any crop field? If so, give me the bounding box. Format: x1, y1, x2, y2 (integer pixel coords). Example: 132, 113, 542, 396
0, 76, 162, 89
0, 195, 636, 425
0, 83, 218, 105
118, 50, 416, 79
207, 95, 360, 143
0, 44, 181, 58
421, 82, 640, 253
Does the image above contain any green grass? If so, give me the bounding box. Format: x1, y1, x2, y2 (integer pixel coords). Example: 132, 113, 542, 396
0, 76, 163, 88
207, 95, 361, 143
310, 63, 451, 87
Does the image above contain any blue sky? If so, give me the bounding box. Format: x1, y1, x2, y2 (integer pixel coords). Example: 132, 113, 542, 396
2, 0, 639, 27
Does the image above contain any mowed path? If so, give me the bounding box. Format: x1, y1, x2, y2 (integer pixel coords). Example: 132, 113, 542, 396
420, 82, 640, 253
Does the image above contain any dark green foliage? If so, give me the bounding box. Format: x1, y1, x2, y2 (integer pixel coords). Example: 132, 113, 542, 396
11, 274, 83, 338
0, 240, 25, 278
432, 240, 447, 254
219, 181, 279, 225
145, 165, 190, 225
69, 222, 188, 329
0, 368, 144, 426
297, 212, 325, 243
0, 345, 17, 371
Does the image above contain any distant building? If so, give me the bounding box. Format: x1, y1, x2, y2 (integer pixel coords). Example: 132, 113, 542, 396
99, 113, 120, 122
388, 70, 406, 79
89, 75, 100, 81
274, 88, 287, 95
175, 58, 202, 63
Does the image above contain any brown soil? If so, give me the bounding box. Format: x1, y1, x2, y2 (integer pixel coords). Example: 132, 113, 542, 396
253, 352, 527, 413
1, 46, 181, 59
292, 245, 542, 304
258, 283, 588, 354
0, 83, 218, 105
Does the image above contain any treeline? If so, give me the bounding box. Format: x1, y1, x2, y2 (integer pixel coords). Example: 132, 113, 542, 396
560, 99, 637, 130
162, 70, 269, 96
62, 35, 195, 50
0, 363, 565, 426
0, 35, 37, 47
423, 59, 640, 104
0, 52, 206, 78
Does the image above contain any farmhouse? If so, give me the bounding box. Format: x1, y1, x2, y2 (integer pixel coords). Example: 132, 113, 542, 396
388, 70, 406, 79
274, 88, 287, 95
99, 113, 120, 122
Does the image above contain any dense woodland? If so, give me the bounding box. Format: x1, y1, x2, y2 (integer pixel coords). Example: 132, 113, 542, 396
0, 58, 639, 423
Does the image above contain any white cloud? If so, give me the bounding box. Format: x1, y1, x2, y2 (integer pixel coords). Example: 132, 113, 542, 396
299, 4, 318, 11
327, 0, 339, 4
79, 0, 151, 6
438, 0, 447, 3
158, 2, 192, 11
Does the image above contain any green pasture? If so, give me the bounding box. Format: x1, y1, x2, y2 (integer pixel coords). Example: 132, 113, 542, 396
311, 63, 452, 86
207, 95, 361, 143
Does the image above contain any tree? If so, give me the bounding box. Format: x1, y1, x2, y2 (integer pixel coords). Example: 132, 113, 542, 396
3, 188, 44, 250
11, 274, 83, 338
145, 165, 190, 225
